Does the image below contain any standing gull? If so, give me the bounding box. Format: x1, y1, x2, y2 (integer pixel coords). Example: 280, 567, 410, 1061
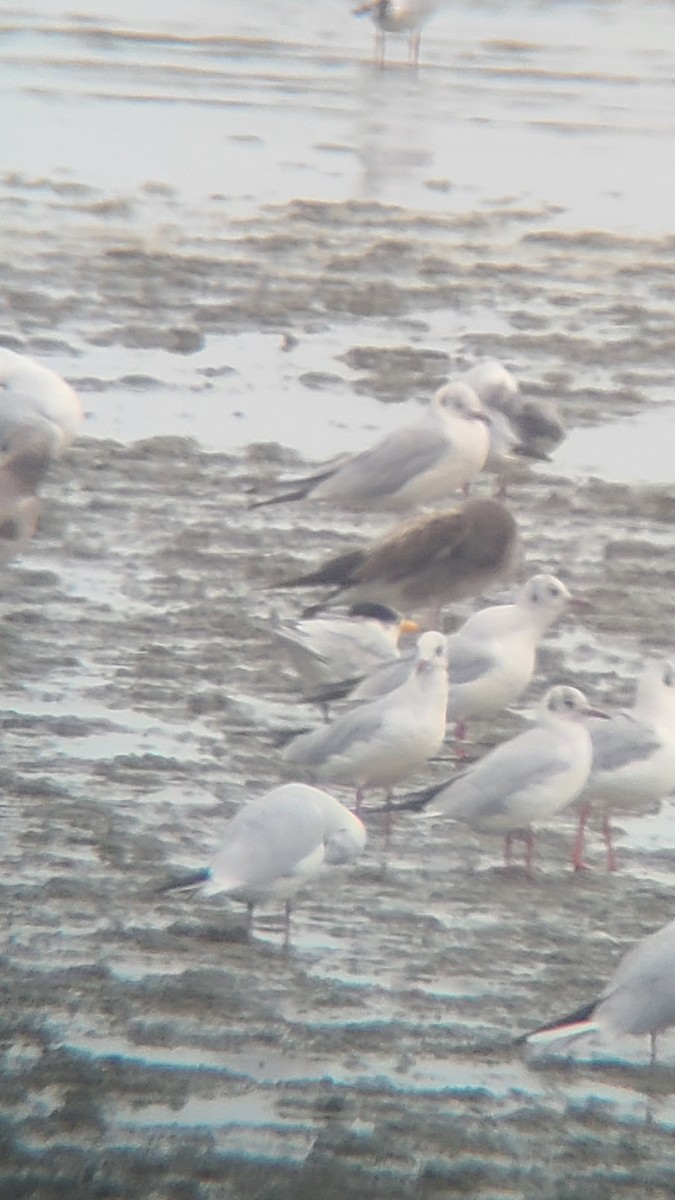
158, 783, 366, 938
522, 915, 675, 1064
344, 573, 577, 751
572, 659, 675, 872
272, 496, 521, 623
404, 686, 605, 873
250, 381, 490, 513
353, 0, 438, 69
282, 630, 448, 810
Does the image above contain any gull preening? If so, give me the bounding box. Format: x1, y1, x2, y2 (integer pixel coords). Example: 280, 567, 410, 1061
273, 496, 521, 624
274, 602, 419, 702
282, 630, 449, 810
353, 0, 438, 69
251, 381, 490, 513
0, 347, 83, 460
406, 686, 605, 873
158, 783, 366, 938
461, 360, 565, 481
522, 915, 675, 1064
572, 659, 675, 871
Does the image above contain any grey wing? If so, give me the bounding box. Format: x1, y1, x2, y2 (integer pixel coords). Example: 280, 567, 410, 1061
590, 715, 661, 774
603, 917, 675, 998
320, 423, 449, 501
352, 654, 413, 701
283, 705, 386, 767
210, 799, 325, 890
446, 637, 497, 686
434, 730, 569, 820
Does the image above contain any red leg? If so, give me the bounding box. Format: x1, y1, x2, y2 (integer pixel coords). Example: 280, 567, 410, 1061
572, 799, 592, 872
454, 719, 467, 760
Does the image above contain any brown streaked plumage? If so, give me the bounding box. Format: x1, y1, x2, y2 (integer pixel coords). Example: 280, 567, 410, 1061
273, 497, 521, 621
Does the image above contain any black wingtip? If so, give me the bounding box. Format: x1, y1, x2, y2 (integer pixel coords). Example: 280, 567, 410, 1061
248, 486, 309, 510
156, 868, 211, 895
516, 997, 599, 1045
389, 775, 454, 813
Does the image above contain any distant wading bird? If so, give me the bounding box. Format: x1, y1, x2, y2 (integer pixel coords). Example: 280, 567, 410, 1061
353, 0, 438, 69
282, 630, 449, 811
272, 497, 521, 626
250, 381, 490, 513
522, 915, 675, 1065
158, 783, 366, 939
402, 686, 607, 874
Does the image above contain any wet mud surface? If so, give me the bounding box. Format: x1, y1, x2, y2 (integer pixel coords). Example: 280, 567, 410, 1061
3, 6, 675, 1194
2, 418, 675, 1196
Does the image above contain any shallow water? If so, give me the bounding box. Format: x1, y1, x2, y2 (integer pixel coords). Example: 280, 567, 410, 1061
2, 2, 675, 1197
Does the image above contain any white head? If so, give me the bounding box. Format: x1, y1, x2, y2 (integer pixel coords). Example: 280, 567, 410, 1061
540, 685, 604, 724
414, 630, 448, 674
517, 574, 572, 629
432, 381, 490, 426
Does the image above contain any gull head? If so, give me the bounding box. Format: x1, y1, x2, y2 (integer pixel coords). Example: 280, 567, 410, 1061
433, 381, 490, 425
519, 574, 572, 623
414, 630, 448, 675
541, 685, 608, 723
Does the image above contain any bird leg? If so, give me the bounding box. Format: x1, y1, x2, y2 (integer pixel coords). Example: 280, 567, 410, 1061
602, 809, 619, 872
572, 799, 593, 872
375, 29, 385, 67
453, 719, 468, 760
355, 787, 366, 815
650, 1032, 658, 1066
382, 789, 394, 843
283, 900, 293, 951
504, 829, 535, 875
